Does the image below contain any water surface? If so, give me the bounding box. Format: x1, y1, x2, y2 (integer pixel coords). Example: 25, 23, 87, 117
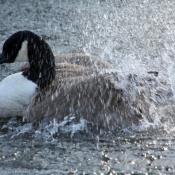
1, 0, 175, 174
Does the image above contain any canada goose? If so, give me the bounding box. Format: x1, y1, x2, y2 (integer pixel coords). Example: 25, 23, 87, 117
0, 30, 172, 129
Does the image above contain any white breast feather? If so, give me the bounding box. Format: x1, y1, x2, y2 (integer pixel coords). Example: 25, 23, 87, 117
0, 72, 37, 117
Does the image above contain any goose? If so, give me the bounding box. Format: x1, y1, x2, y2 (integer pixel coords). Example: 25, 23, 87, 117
0, 30, 130, 128
0, 30, 172, 128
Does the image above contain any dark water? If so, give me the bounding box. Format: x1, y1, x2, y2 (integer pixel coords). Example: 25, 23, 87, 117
0, 125, 174, 174
1, 0, 175, 174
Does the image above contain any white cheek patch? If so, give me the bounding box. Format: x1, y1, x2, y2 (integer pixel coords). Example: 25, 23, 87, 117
16, 40, 28, 62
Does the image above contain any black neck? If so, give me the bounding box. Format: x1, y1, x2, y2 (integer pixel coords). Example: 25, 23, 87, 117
22, 31, 55, 89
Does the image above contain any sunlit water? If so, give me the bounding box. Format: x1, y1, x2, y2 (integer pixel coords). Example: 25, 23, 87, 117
1, 0, 175, 174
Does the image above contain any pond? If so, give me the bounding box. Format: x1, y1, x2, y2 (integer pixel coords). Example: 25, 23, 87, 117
1, 0, 175, 174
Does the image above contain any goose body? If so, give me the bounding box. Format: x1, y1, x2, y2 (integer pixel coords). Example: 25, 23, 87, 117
0, 30, 173, 128
0, 31, 128, 128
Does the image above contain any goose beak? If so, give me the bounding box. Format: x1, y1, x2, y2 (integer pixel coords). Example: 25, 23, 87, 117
0, 52, 8, 64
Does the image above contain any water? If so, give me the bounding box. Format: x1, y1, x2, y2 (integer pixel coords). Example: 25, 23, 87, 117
1, 0, 175, 174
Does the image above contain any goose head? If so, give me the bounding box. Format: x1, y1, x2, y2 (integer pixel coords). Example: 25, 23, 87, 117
0, 30, 56, 89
